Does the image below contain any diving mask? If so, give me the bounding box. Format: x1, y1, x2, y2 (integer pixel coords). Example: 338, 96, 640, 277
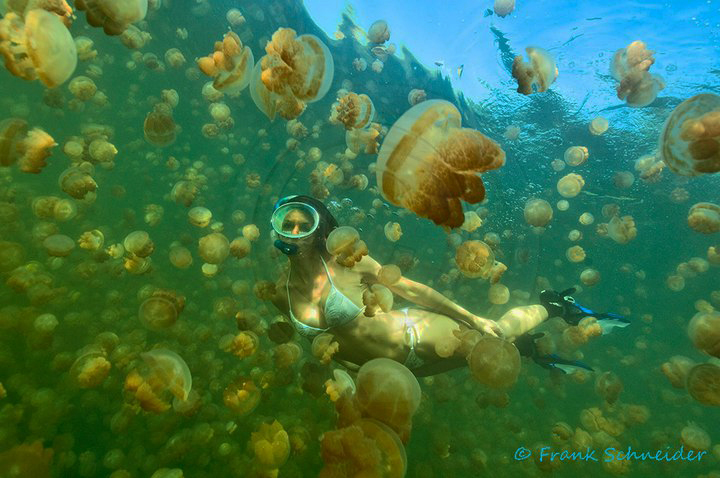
270, 201, 320, 239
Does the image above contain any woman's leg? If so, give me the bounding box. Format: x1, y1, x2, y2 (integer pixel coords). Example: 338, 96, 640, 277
496, 305, 549, 341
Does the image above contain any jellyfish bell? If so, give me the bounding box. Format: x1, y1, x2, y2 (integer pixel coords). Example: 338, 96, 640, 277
686, 363, 720, 406
455, 240, 495, 279
367, 20, 390, 44
687, 310, 720, 357
511, 46, 558, 95
524, 198, 553, 227
376, 100, 505, 228
468, 337, 521, 389
660, 355, 696, 388
140, 348, 192, 402
74, 0, 148, 35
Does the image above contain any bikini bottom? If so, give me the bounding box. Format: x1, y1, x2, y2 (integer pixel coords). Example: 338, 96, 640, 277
402, 308, 425, 370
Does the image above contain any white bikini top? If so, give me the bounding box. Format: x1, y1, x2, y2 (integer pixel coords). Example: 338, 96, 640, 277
286, 256, 365, 338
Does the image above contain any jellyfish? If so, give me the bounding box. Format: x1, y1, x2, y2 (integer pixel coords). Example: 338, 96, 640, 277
607, 215, 637, 244
320, 419, 407, 478
140, 349, 192, 402
345, 124, 381, 156
488, 283, 510, 305
455, 240, 495, 279
188, 207, 212, 228
330, 92, 375, 130
144, 103, 177, 147
326, 226, 368, 267
557, 173, 585, 198
0, 9, 77, 87
580, 268, 601, 286
0, 118, 28, 167
688, 202, 720, 234
367, 20, 390, 44
251, 28, 334, 120
198, 232, 230, 264
494, 0, 515, 17
523, 198, 553, 227
680, 422, 711, 452
362, 284, 394, 317
468, 337, 521, 389
376, 100, 505, 228
688, 310, 720, 357
312, 333, 340, 365
324, 369, 356, 402
18, 128, 56, 174
566, 245, 586, 263
611, 41, 664, 107
74, 0, 148, 35
0, 441, 53, 478
660, 356, 696, 388
686, 363, 720, 406
223, 377, 261, 415
384, 222, 403, 242
660, 94, 720, 176
564, 146, 589, 166
139, 289, 185, 330
59, 165, 97, 199
595, 371, 623, 404
377, 264, 402, 286
42, 234, 74, 257
274, 342, 303, 368
251, 420, 290, 471
511, 47, 558, 95
589, 117, 609, 135
355, 358, 421, 443
196, 31, 254, 95
69, 345, 111, 388
123, 230, 154, 257
461, 211, 483, 232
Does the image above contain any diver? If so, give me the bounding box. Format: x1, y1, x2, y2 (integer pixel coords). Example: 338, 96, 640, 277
267, 194, 628, 377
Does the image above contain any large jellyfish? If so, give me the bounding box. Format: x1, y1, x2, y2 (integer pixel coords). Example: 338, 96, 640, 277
660, 93, 720, 176
511, 47, 558, 95
376, 100, 505, 228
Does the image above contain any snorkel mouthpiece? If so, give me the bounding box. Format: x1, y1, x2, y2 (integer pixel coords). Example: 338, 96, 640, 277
274, 239, 298, 255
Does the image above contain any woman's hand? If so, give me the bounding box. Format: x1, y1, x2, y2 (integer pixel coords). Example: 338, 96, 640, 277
465, 315, 504, 338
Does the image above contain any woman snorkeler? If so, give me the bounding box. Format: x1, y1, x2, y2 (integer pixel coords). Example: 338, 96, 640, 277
268, 195, 629, 377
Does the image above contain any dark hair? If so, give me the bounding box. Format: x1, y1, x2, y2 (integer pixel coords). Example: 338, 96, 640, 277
284, 195, 338, 252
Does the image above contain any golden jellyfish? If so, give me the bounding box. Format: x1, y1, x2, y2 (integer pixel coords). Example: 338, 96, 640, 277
611, 41, 664, 107
455, 240, 495, 279
140, 349, 192, 401
221, 331, 259, 359
356, 358, 421, 443
384, 221, 403, 242
0, 9, 77, 87
312, 333, 340, 365
68, 76, 97, 101
226, 8, 245, 26
0, 441, 53, 478
75, 0, 148, 35
666, 274, 685, 292
579, 212, 595, 226
660, 355, 696, 388
326, 226, 368, 267
251, 420, 290, 471
557, 199, 569, 211
607, 215, 637, 244
197, 31, 254, 95
488, 283, 510, 305
198, 232, 230, 264
468, 337, 521, 389
564, 146, 589, 166
242, 224, 260, 241
144, 103, 176, 147
680, 422, 711, 452
595, 371, 623, 404
523, 198, 553, 227
251, 28, 334, 120
589, 117, 609, 135
688, 310, 720, 357
494, 0, 515, 17
367, 20, 390, 43
511, 47, 558, 95
18, 128, 56, 174
345, 123, 381, 156
69, 345, 111, 388
566, 245, 586, 263
461, 210, 483, 232
376, 100, 505, 228
557, 173, 585, 198
686, 363, 720, 406
378, 264, 402, 286
709, 246, 720, 265
164, 48, 185, 69
139, 289, 185, 330
660, 94, 720, 176
580, 268, 601, 286
229, 237, 251, 259
320, 419, 407, 478
330, 92, 375, 130
688, 202, 720, 234
188, 206, 212, 227
613, 171, 635, 189
223, 377, 261, 415
362, 284, 394, 316
407, 88, 427, 106
124, 230, 154, 257
42, 233, 75, 257
169, 244, 192, 269
0, 117, 28, 167
77, 229, 104, 251
59, 165, 97, 199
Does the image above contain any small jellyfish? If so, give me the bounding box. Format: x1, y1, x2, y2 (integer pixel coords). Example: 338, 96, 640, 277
223, 377, 261, 415
468, 337, 521, 389
687, 310, 720, 358
564, 146, 589, 166
488, 283, 510, 305
197, 31, 254, 95
356, 358, 421, 443
312, 333, 340, 365
377, 264, 402, 286
367, 20, 390, 44
607, 215, 637, 244
140, 349, 192, 402
660, 355, 696, 388
595, 371, 623, 404
326, 226, 369, 267
680, 422, 711, 452
580, 268, 601, 286
688, 203, 720, 234
384, 222, 403, 242
70, 345, 111, 388
511, 47, 558, 95
557, 173, 585, 198
686, 363, 720, 406
566, 245, 586, 263
524, 198, 553, 227
139, 289, 185, 330
589, 117, 609, 135
124, 230, 154, 257
188, 207, 212, 227
75, 0, 148, 35
330, 92, 375, 130
494, 0, 515, 17
198, 232, 230, 264
362, 284, 393, 316
461, 211, 483, 232
144, 103, 177, 147
43, 234, 75, 257
251, 420, 290, 470
455, 240, 495, 279
407, 88, 426, 106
